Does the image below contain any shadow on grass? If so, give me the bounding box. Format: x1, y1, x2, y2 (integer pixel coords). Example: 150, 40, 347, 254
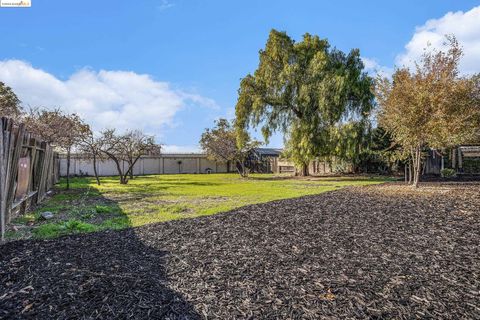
2, 178, 201, 318
247, 174, 393, 182
17, 186, 131, 239
0, 228, 201, 318
246, 175, 295, 181
79, 176, 223, 195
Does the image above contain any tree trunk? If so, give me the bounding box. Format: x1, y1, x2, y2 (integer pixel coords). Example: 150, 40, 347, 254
120, 172, 128, 184
66, 147, 71, 190
412, 146, 422, 188
113, 158, 127, 184
408, 159, 413, 184
416, 147, 422, 187
235, 160, 248, 177
125, 156, 141, 181
92, 153, 100, 185
296, 163, 309, 176
411, 149, 417, 187
101, 151, 127, 184
128, 160, 134, 179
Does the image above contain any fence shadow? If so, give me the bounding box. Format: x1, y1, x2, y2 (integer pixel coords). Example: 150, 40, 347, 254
0, 201, 201, 319
2, 176, 203, 318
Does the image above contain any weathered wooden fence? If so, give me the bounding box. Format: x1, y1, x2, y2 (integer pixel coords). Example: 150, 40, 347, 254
0, 117, 59, 240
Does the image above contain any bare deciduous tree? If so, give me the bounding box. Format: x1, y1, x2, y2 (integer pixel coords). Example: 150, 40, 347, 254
78, 129, 105, 185
122, 130, 161, 179
24, 108, 90, 189
100, 129, 160, 184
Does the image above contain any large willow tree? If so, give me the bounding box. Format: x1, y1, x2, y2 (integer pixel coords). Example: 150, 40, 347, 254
235, 29, 374, 175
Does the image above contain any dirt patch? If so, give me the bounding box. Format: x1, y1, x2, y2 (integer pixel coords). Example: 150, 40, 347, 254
1, 182, 479, 319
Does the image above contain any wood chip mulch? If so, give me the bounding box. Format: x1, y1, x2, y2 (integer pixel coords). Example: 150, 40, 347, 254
1, 182, 479, 319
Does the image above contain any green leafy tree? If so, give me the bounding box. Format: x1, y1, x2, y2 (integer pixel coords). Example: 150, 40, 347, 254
200, 118, 259, 177
376, 36, 480, 187
0, 82, 22, 119
331, 120, 371, 173
359, 127, 414, 181
235, 29, 374, 175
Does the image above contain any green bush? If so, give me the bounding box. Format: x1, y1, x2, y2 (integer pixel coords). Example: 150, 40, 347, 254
34, 220, 98, 238
440, 168, 456, 178
95, 205, 114, 214
33, 223, 63, 238
64, 220, 97, 232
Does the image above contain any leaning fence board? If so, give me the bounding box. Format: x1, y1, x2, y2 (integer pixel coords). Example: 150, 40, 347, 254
0, 117, 59, 240
0, 119, 6, 239
6, 124, 26, 223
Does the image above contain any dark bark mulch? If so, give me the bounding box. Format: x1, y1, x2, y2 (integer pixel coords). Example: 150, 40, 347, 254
1, 182, 479, 319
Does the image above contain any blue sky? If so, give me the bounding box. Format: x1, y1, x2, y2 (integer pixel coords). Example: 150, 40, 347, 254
1, 0, 479, 152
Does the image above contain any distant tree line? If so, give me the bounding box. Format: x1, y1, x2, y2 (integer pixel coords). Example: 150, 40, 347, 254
3, 30, 479, 187
0, 85, 160, 187
207, 29, 480, 185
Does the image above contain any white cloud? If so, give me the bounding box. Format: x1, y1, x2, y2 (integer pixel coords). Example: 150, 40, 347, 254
0, 60, 217, 140
157, 0, 174, 11
361, 57, 393, 78
396, 6, 480, 74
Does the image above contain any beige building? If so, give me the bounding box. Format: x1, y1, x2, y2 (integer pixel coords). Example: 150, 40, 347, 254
60, 149, 355, 177
60, 153, 231, 177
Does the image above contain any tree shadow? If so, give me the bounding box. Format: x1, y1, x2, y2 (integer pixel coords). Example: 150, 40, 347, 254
1, 190, 201, 319
73, 176, 223, 193
247, 174, 383, 181
246, 175, 294, 181
170, 181, 222, 187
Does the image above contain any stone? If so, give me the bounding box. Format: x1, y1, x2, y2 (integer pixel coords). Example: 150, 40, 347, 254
40, 211, 54, 220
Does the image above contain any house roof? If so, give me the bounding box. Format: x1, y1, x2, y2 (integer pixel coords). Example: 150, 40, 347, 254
459, 146, 480, 157
253, 148, 283, 157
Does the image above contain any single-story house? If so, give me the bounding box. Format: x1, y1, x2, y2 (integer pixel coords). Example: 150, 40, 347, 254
424, 145, 480, 175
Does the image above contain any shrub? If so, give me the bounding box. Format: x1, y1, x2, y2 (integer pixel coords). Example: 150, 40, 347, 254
95, 205, 114, 214
64, 220, 97, 232
34, 223, 63, 238
33, 220, 97, 238
440, 168, 456, 178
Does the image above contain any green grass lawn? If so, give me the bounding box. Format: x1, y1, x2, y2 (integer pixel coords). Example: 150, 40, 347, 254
8, 174, 392, 239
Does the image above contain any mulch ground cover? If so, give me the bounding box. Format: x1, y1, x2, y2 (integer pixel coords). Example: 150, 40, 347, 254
1, 182, 479, 319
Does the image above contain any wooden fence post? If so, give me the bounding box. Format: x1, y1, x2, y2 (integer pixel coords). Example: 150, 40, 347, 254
0, 118, 59, 240
0, 118, 6, 240
6, 124, 26, 224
